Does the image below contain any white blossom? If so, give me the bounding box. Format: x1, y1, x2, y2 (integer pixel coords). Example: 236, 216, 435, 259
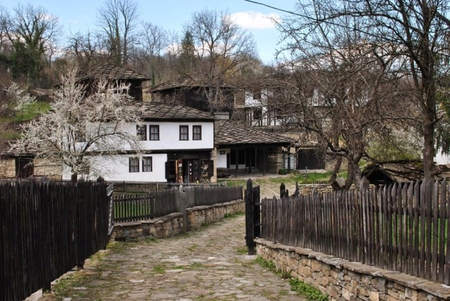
5, 83, 36, 111
10, 68, 143, 179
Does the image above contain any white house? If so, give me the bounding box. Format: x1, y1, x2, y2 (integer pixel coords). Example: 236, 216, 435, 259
62, 103, 215, 183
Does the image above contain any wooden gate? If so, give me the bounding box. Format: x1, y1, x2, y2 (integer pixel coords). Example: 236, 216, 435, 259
245, 179, 261, 255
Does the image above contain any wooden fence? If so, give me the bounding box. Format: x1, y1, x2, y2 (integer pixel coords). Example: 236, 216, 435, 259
114, 189, 179, 223
0, 180, 111, 301
185, 186, 244, 207
113, 186, 243, 223
260, 180, 450, 284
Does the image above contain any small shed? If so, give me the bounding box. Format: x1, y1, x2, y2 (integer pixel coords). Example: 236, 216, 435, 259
361, 160, 424, 186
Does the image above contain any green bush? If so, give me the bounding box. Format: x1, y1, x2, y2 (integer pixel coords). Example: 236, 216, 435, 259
278, 168, 288, 175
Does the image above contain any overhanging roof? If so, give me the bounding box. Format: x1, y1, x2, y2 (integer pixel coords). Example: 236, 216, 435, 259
214, 119, 294, 147
76, 64, 150, 81
141, 103, 215, 121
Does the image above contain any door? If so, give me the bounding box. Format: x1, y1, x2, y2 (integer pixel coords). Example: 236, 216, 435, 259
16, 157, 33, 178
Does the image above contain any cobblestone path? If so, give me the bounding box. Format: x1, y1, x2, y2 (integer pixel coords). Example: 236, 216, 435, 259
37, 214, 306, 301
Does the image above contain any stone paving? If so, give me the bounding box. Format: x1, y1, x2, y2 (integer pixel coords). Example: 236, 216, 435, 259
35, 214, 307, 301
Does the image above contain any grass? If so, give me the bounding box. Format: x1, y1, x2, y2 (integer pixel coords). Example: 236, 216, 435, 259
13, 101, 51, 122
153, 265, 166, 274
224, 211, 244, 218
237, 247, 248, 255
219, 171, 347, 187
256, 256, 328, 301
290, 278, 329, 301
0, 101, 51, 140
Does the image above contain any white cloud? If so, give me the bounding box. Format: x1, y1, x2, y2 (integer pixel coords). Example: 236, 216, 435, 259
230, 11, 280, 29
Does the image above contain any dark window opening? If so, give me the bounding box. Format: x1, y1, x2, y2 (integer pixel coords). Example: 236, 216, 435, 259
149, 125, 160, 140
193, 125, 202, 140
137, 125, 147, 140
142, 157, 153, 172
179, 125, 189, 140
129, 157, 139, 172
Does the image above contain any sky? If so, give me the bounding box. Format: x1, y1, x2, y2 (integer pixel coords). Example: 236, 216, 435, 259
1, 0, 298, 65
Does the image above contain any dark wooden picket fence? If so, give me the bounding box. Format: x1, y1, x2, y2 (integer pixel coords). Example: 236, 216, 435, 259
259, 180, 450, 285
113, 186, 243, 223
0, 180, 111, 301
114, 189, 179, 222
185, 185, 244, 207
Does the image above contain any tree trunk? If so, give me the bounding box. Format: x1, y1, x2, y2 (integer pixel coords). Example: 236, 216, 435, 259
71, 173, 78, 183
329, 156, 342, 184
422, 113, 436, 204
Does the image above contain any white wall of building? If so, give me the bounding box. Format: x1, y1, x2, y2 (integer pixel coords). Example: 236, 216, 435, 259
63, 153, 168, 182
435, 149, 450, 165
134, 121, 214, 150
216, 148, 230, 168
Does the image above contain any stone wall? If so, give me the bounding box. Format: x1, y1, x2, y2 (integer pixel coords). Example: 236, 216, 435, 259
0, 157, 15, 178
255, 238, 450, 301
112, 199, 244, 241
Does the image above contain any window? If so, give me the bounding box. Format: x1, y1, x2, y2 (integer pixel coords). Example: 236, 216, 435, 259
179, 125, 189, 140
129, 157, 139, 172
193, 125, 202, 140
149, 125, 160, 140
142, 157, 153, 172
253, 108, 263, 120
136, 125, 147, 140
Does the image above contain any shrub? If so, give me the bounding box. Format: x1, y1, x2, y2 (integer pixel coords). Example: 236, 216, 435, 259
278, 168, 288, 175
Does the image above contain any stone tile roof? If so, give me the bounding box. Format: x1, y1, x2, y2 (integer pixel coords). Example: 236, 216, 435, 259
214, 119, 294, 146
151, 75, 234, 92
141, 103, 215, 121
77, 64, 150, 81
362, 160, 450, 185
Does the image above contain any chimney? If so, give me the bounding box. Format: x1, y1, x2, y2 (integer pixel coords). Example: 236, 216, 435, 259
214, 111, 230, 120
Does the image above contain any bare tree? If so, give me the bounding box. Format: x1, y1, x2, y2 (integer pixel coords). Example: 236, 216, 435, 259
276, 0, 450, 186
97, 0, 139, 66
3, 4, 60, 86
271, 8, 418, 189
132, 22, 170, 86
66, 30, 111, 69
10, 69, 143, 181
183, 9, 258, 112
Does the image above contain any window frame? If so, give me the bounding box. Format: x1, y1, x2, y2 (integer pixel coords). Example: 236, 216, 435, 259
142, 156, 153, 172
149, 125, 160, 141
179, 125, 189, 141
129, 157, 140, 173
136, 124, 147, 141
193, 125, 202, 140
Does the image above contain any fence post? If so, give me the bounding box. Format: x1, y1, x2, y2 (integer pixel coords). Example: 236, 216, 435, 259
253, 183, 261, 239
246, 179, 255, 255
292, 181, 299, 197
106, 184, 114, 236
176, 188, 187, 232
280, 183, 286, 198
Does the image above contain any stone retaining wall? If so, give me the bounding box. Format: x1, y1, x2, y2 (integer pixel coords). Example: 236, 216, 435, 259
255, 238, 450, 301
112, 199, 244, 241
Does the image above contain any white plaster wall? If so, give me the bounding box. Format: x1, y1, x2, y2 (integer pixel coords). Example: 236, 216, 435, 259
63, 153, 168, 182
77, 121, 214, 152
435, 149, 450, 165
216, 148, 230, 168
134, 121, 214, 150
